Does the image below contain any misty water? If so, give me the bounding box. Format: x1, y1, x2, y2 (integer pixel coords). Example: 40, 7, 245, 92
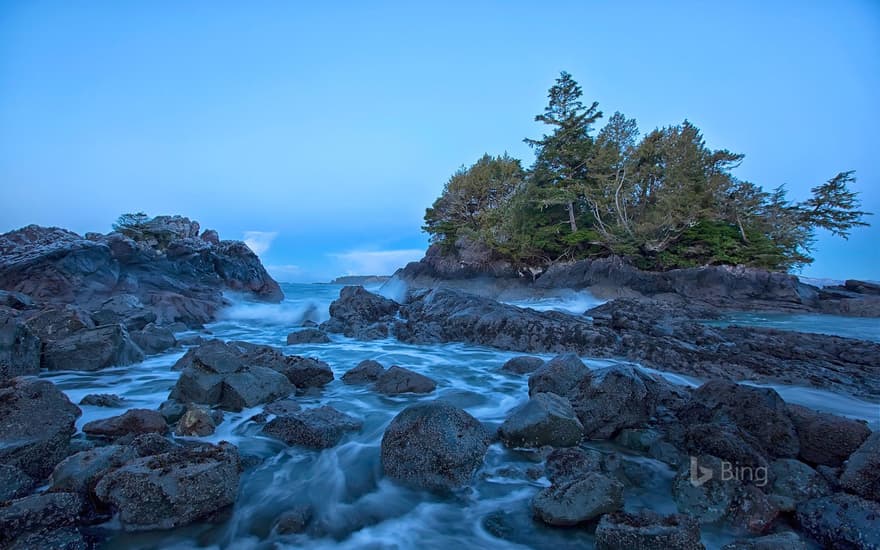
41, 283, 879, 549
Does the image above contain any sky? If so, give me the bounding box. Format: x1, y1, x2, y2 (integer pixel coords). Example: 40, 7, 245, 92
1, 1, 878, 282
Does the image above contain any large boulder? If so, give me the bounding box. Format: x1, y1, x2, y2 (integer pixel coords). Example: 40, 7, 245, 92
42, 324, 145, 371
321, 285, 400, 339
796, 493, 880, 550
374, 365, 437, 395
381, 401, 490, 492
786, 404, 872, 467
230, 341, 334, 389
679, 380, 799, 458
528, 353, 591, 397
82, 409, 168, 438
130, 323, 176, 355
94, 441, 241, 531
532, 472, 624, 526
0, 313, 40, 380
91, 294, 157, 331
839, 431, 880, 502
0, 464, 34, 501
0, 492, 83, 547
769, 458, 832, 508
169, 340, 294, 411
498, 392, 583, 448
595, 511, 705, 550
261, 406, 362, 448
0, 377, 81, 478
49, 444, 138, 495
500, 355, 545, 375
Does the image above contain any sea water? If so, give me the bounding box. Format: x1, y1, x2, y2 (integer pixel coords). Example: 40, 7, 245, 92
40, 283, 878, 549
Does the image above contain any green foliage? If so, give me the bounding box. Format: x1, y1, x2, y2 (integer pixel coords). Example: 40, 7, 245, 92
422, 72, 872, 273
112, 212, 150, 240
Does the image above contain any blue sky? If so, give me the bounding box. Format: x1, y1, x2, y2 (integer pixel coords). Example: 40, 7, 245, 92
1, 1, 878, 282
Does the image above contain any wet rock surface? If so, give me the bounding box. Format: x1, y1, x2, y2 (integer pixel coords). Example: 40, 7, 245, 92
498, 392, 583, 448
341, 359, 386, 384
532, 472, 624, 526
373, 365, 436, 395
595, 511, 705, 550
82, 408, 169, 438
261, 406, 362, 448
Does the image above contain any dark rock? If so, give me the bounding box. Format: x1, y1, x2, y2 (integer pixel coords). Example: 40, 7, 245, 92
839, 431, 880, 502
679, 380, 799, 458
230, 341, 333, 389
200, 229, 220, 245
614, 428, 661, 453
595, 511, 705, 550
95, 441, 240, 531
787, 404, 872, 467
544, 447, 605, 484
263, 399, 300, 416
286, 328, 331, 344
5, 526, 89, 550
169, 340, 295, 411
528, 353, 591, 397
50, 444, 138, 495
261, 406, 362, 448
727, 485, 779, 535
274, 504, 313, 534
321, 285, 400, 339
126, 432, 176, 457
569, 364, 674, 440
1, 310, 41, 381
0, 492, 83, 546
374, 365, 436, 395
43, 324, 144, 371
671, 455, 740, 524
721, 531, 807, 550
130, 323, 176, 355
23, 306, 94, 342
796, 493, 880, 550
500, 356, 545, 375
91, 294, 157, 331
79, 393, 125, 408
769, 459, 832, 507
342, 359, 386, 384
0, 290, 31, 310
532, 472, 624, 526
175, 405, 217, 437
158, 399, 185, 423
0, 464, 34, 501
682, 423, 770, 471
498, 392, 583, 448
0, 377, 81, 478
82, 409, 168, 438
381, 401, 490, 492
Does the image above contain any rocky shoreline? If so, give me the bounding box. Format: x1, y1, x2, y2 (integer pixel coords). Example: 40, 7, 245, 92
1, 219, 878, 548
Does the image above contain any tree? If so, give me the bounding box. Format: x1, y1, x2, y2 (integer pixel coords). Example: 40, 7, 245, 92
524, 71, 602, 233
112, 212, 150, 240
799, 171, 871, 239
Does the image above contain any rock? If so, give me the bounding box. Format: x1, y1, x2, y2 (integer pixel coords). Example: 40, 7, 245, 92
169, 340, 294, 411
721, 531, 807, 550
614, 428, 661, 453
727, 485, 779, 534
498, 392, 583, 448
22, 307, 94, 342
261, 406, 362, 448
0, 313, 40, 380
528, 353, 591, 397
50, 444, 138, 495
5, 526, 89, 550
544, 447, 605, 484
175, 405, 217, 437
200, 229, 220, 245
680, 380, 799, 458
130, 323, 176, 355
126, 432, 176, 457
0, 290, 31, 309
0, 492, 83, 546
82, 409, 168, 438
42, 324, 144, 371
230, 341, 334, 389
341, 359, 386, 384
274, 504, 313, 534
79, 393, 125, 407
532, 472, 624, 526
595, 511, 705, 550
796, 493, 880, 550
158, 399, 186, 423
671, 455, 739, 524
0, 377, 81, 478
94, 441, 241, 531
374, 365, 437, 395
91, 294, 157, 331
286, 328, 331, 344
321, 285, 400, 339
839, 431, 880, 502
381, 401, 490, 492
263, 399, 300, 416
683, 423, 770, 471
787, 404, 872, 467
569, 364, 673, 439
500, 356, 545, 375
0, 464, 34, 501
770, 459, 832, 505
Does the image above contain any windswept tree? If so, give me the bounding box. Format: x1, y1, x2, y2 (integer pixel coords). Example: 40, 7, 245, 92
112, 212, 150, 240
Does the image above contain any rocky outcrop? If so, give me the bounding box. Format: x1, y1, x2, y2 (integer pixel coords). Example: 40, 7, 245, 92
381, 401, 490, 492
321, 285, 400, 339
0, 377, 81, 478
261, 406, 362, 448
94, 441, 241, 531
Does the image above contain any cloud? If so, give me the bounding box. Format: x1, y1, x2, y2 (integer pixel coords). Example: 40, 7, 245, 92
329, 248, 424, 276
243, 231, 278, 256
266, 264, 303, 282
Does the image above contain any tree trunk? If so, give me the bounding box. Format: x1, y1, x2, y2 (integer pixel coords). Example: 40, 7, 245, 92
567, 202, 578, 233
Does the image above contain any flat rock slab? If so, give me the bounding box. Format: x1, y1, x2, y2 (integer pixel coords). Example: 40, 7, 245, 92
83, 409, 168, 438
